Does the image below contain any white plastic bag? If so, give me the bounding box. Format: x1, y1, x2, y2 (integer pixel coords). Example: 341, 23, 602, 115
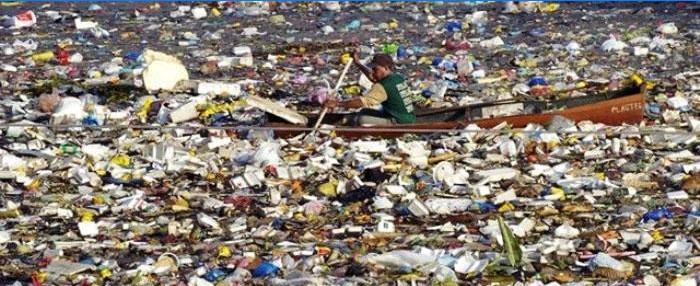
361, 250, 438, 273
252, 142, 282, 167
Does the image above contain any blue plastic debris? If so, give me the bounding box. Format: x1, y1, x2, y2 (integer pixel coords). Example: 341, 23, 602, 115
205, 268, 227, 282
444, 21, 462, 33
643, 208, 673, 222
82, 115, 99, 126
528, 77, 548, 87
646, 103, 661, 116
396, 46, 407, 59
252, 262, 279, 278
271, 218, 284, 230
123, 51, 141, 63
477, 202, 497, 213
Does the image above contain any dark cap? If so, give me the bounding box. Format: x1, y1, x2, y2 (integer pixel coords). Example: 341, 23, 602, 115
368, 53, 394, 69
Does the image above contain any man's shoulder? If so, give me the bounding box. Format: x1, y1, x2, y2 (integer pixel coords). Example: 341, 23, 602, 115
382, 73, 405, 83
390, 73, 405, 80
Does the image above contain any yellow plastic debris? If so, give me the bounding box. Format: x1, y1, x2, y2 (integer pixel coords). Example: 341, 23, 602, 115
99, 268, 112, 279
318, 181, 338, 197
651, 230, 664, 242
200, 105, 218, 118
17, 244, 31, 254
120, 173, 132, 181
211, 8, 221, 17
382, 164, 401, 173
81, 212, 94, 222
218, 245, 232, 258
546, 141, 559, 150
14, 167, 26, 177
31, 51, 55, 63
172, 197, 190, 211
0, 209, 21, 219
110, 155, 131, 168
93, 196, 105, 205
293, 212, 306, 221
199, 102, 244, 119
113, 241, 128, 250
644, 81, 655, 90
136, 98, 153, 122
340, 53, 352, 65
549, 187, 565, 200
343, 86, 361, 95
595, 173, 605, 181
269, 14, 285, 25
564, 136, 579, 145
388, 21, 399, 29
630, 74, 644, 86
498, 202, 515, 213
35, 271, 48, 283
518, 59, 538, 68
539, 3, 559, 13
417, 56, 431, 65
26, 179, 41, 191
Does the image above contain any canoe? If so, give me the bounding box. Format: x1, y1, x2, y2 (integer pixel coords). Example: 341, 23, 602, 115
266, 85, 645, 139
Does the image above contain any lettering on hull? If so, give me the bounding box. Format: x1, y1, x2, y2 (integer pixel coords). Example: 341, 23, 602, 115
611, 102, 643, 114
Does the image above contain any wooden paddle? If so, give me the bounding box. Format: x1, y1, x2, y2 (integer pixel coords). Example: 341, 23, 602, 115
306, 59, 354, 140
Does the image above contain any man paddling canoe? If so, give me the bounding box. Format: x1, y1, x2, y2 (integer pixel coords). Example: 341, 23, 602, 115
324, 52, 416, 126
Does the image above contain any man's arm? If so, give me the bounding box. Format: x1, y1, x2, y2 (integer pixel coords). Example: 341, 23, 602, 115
325, 97, 364, 110
353, 51, 375, 82
325, 84, 386, 110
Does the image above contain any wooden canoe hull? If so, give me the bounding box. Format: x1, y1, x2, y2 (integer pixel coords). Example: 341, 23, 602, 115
267, 92, 645, 139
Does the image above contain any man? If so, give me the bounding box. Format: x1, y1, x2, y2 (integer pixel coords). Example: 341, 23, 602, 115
324, 52, 416, 126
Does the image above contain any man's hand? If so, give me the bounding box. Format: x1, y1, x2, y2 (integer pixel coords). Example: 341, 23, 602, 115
352, 50, 376, 82
352, 50, 361, 64
324, 99, 341, 111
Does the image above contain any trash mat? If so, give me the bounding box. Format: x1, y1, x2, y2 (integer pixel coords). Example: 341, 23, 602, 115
0, 2, 699, 285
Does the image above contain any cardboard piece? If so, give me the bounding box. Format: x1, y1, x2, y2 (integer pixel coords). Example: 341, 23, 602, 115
246, 95, 308, 125
44, 260, 96, 276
